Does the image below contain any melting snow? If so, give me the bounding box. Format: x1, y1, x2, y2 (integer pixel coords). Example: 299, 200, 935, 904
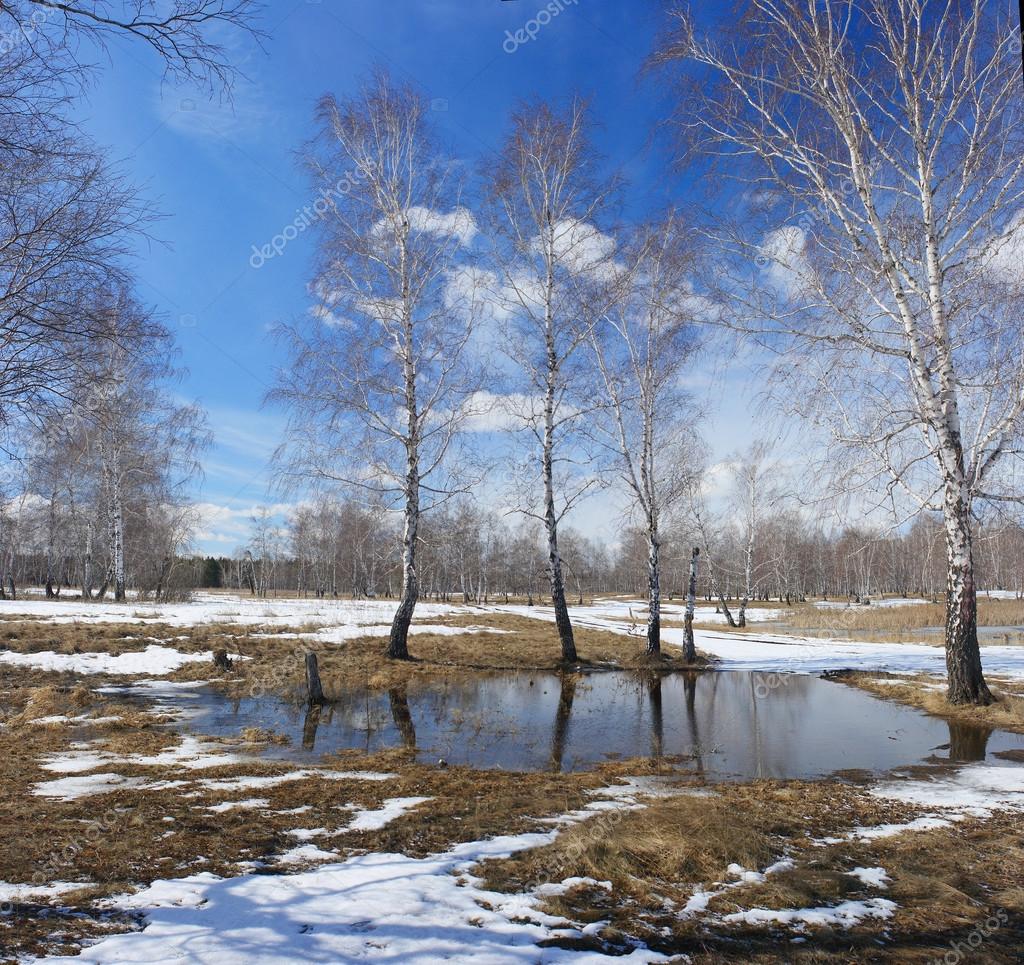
0, 645, 240, 676
721, 897, 897, 928
339, 796, 432, 833
847, 867, 890, 889
33, 772, 145, 801
37, 784, 671, 964
871, 763, 1024, 817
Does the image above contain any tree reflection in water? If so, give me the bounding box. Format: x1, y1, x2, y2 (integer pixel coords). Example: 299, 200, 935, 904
683, 671, 705, 775
946, 720, 992, 762
388, 683, 417, 749
549, 673, 578, 773
647, 674, 664, 759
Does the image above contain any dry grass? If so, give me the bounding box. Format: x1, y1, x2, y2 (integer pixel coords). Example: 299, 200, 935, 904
223, 612, 713, 700
239, 726, 291, 745
835, 671, 1024, 734
4, 604, 1023, 961
480, 779, 1024, 962
785, 597, 1024, 634
481, 779, 899, 900
0, 618, 270, 658
0, 612, 713, 701
9, 683, 92, 723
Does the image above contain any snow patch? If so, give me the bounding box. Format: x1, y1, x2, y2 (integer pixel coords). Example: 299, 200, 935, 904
847, 867, 890, 889
339, 796, 432, 833
721, 897, 897, 928
33, 772, 145, 801
871, 764, 1024, 818
0, 645, 240, 676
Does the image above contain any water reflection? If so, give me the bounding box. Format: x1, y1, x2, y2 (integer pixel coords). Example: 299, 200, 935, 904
171, 670, 1024, 780
549, 673, 577, 773
388, 684, 417, 750
302, 703, 322, 751
946, 720, 993, 762
647, 675, 663, 760
684, 672, 705, 774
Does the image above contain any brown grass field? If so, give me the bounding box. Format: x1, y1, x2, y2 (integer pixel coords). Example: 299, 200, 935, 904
785, 596, 1024, 633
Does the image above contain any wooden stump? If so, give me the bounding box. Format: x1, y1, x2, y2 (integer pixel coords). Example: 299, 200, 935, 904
305, 652, 326, 706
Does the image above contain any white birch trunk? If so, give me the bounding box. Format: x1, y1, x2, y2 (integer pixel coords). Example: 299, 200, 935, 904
682, 546, 699, 663
110, 448, 125, 602
387, 255, 420, 661
542, 217, 577, 664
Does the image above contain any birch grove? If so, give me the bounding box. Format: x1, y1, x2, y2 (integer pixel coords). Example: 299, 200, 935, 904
729, 444, 779, 627
0, 2, 260, 596
657, 0, 1024, 703
0, 2, 1018, 690
87, 293, 208, 601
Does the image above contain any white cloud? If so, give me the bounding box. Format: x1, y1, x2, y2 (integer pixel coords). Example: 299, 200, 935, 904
309, 305, 352, 329
982, 210, 1024, 284
192, 501, 295, 546
661, 278, 722, 325
532, 219, 617, 279
442, 265, 499, 318
443, 266, 547, 325
372, 206, 478, 248
206, 407, 284, 461
354, 295, 403, 325
760, 226, 814, 297
157, 71, 272, 143
456, 391, 541, 433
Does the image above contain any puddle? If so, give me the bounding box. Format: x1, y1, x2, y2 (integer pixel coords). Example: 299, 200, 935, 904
109, 671, 1024, 779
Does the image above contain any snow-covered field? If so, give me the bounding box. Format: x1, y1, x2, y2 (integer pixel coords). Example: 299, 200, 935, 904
586, 597, 787, 624
0, 644, 230, 676
480, 601, 1024, 682
3, 590, 1022, 681
0, 592, 494, 676
0, 592, 473, 628
14, 754, 1024, 963
15, 758, 1024, 964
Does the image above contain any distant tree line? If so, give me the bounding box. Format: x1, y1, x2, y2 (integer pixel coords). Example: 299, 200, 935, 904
9, 494, 1012, 606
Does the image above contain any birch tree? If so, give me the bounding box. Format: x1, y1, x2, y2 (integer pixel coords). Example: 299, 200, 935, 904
273, 72, 480, 660
484, 99, 615, 663
86, 291, 208, 601
684, 478, 739, 626
0, 1, 262, 446
657, 0, 1024, 704
590, 212, 701, 655
729, 443, 779, 626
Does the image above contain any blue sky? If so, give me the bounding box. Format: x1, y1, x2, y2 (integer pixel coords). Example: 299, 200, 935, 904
74, 0, 763, 552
